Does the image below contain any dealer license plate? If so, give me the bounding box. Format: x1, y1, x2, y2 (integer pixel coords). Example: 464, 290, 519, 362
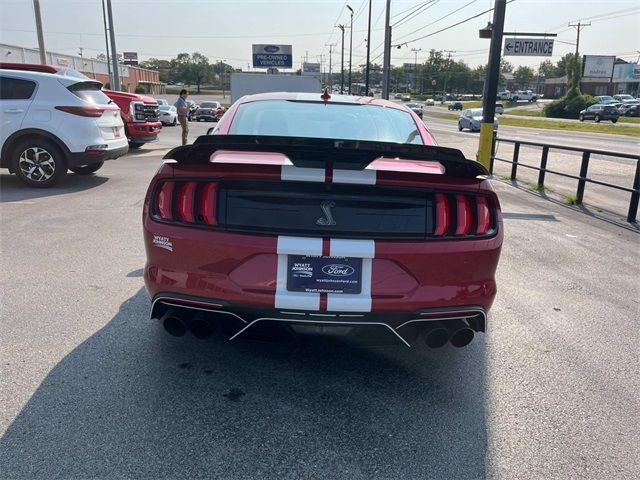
287, 255, 362, 294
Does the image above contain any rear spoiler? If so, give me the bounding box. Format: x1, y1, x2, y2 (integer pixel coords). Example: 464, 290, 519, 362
163, 135, 489, 178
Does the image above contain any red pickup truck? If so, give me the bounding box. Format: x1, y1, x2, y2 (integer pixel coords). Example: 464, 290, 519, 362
103, 90, 161, 149
0, 62, 161, 149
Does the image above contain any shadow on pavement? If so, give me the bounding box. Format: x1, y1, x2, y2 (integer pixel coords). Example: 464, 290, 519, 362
0, 173, 109, 203
0, 288, 488, 479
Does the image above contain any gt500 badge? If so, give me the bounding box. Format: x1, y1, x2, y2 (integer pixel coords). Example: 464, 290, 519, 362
153, 235, 173, 252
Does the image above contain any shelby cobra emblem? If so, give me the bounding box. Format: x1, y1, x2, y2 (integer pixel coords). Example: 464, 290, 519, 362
316, 200, 337, 226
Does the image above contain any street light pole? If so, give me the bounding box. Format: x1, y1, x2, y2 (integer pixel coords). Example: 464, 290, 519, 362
381, 0, 392, 99
411, 47, 421, 93
364, 0, 372, 96
101, 0, 112, 87
337, 25, 345, 94
106, 0, 120, 91
347, 4, 354, 95
32, 0, 47, 64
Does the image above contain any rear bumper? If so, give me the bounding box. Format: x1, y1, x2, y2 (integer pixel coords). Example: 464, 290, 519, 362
68, 144, 129, 167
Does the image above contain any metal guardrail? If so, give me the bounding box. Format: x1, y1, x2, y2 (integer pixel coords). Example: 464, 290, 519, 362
490, 136, 640, 223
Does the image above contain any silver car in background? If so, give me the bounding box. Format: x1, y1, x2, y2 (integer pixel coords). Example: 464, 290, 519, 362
458, 108, 499, 132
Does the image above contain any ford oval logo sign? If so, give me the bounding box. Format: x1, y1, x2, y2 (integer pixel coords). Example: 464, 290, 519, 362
264, 45, 280, 53
322, 264, 355, 277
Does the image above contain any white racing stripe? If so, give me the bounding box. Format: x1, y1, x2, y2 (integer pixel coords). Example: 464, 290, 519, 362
275, 236, 323, 310
281, 165, 325, 182
327, 239, 375, 312
333, 169, 377, 185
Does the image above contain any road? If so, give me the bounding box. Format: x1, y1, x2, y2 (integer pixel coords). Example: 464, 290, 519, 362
1, 122, 639, 479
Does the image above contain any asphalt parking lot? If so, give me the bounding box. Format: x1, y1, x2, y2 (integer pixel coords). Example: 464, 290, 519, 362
1, 122, 638, 479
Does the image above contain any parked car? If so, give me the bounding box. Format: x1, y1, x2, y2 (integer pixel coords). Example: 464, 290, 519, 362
579, 104, 619, 123
594, 95, 617, 104
425, 98, 435, 106
497, 90, 512, 100
159, 105, 178, 126
621, 103, 639, 117
394, 92, 402, 99
448, 101, 463, 111
156, 99, 169, 106
143, 91, 503, 349
0, 62, 161, 149
405, 102, 423, 119
193, 101, 224, 122
511, 90, 537, 102
0, 68, 128, 187
186, 100, 198, 121
458, 108, 499, 132
495, 103, 504, 115
613, 94, 636, 104
402, 94, 411, 102
617, 101, 639, 115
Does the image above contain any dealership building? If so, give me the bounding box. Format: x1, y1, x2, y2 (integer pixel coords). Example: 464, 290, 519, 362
0, 43, 163, 94
544, 56, 639, 99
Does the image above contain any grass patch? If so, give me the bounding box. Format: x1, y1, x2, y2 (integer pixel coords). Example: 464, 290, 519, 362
618, 116, 640, 124
527, 183, 548, 193
436, 113, 639, 136
504, 108, 544, 117
565, 194, 578, 205
499, 175, 512, 181
462, 101, 483, 109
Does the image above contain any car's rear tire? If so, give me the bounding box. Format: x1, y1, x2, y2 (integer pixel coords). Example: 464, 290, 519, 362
70, 161, 104, 175
611, 118, 618, 124
128, 142, 144, 149
579, 114, 584, 122
458, 122, 463, 131
11, 139, 67, 188
594, 115, 601, 123
172, 118, 177, 126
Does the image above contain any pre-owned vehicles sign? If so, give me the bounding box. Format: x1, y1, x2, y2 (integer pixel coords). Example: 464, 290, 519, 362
252, 44, 292, 68
503, 38, 554, 56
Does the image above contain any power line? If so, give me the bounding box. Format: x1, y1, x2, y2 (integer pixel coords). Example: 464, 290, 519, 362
394, 0, 480, 42
393, 1, 439, 29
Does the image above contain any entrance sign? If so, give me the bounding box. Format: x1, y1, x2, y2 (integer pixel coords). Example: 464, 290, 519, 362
503, 38, 554, 56
252, 44, 292, 68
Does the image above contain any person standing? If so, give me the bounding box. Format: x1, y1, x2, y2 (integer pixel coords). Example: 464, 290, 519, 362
175, 89, 189, 145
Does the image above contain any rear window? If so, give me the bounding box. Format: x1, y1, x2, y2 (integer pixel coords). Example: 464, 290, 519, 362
67, 81, 111, 105
229, 100, 423, 144
200, 102, 219, 108
0, 76, 36, 100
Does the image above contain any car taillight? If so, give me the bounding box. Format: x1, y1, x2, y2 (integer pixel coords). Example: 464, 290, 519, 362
55, 106, 109, 117
154, 181, 218, 226
433, 193, 494, 238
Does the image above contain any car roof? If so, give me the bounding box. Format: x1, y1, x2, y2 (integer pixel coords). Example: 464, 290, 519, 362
0, 68, 79, 85
238, 91, 407, 111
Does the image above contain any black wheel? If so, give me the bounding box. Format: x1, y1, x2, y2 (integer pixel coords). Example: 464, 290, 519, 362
11, 139, 67, 188
70, 161, 104, 175
579, 114, 584, 122
172, 118, 177, 126
128, 142, 144, 149
458, 122, 463, 131
594, 115, 601, 123
611, 118, 617, 124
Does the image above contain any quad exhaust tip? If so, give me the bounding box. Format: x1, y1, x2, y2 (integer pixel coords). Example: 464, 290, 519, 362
161, 308, 188, 337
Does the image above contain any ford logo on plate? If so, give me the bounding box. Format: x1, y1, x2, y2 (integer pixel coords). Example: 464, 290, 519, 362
322, 264, 355, 277
264, 45, 280, 53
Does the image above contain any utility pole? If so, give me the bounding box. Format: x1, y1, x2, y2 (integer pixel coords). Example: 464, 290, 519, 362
381, 0, 392, 99
32, 0, 47, 64
326, 44, 335, 90
101, 0, 112, 87
476, 0, 506, 170
411, 48, 421, 93
443, 50, 455, 96
106, 0, 120, 91
347, 4, 354, 95
337, 25, 345, 94
569, 20, 590, 57
364, 0, 372, 96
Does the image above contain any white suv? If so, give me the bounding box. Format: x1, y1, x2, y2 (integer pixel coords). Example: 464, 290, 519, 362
0, 69, 128, 187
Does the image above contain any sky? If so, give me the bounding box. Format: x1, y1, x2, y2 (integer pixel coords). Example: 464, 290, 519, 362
1, 0, 639, 72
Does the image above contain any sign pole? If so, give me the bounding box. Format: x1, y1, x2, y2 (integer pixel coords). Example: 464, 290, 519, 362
477, 0, 506, 170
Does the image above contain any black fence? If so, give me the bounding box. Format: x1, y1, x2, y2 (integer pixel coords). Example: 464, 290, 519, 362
490, 137, 640, 223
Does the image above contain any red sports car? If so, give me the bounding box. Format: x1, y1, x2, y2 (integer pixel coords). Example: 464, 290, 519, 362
143, 92, 503, 348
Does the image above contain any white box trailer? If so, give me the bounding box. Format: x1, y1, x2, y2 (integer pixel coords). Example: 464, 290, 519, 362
230, 73, 322, 104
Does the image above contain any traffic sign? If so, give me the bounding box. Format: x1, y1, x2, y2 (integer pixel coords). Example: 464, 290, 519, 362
503, 38, 554, 56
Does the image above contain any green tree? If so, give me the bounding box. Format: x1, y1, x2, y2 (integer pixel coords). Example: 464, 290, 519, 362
513, 65, 535, 89
537, 59, 556, 78
189, 52, 212, 93
554, 53, 576, 78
